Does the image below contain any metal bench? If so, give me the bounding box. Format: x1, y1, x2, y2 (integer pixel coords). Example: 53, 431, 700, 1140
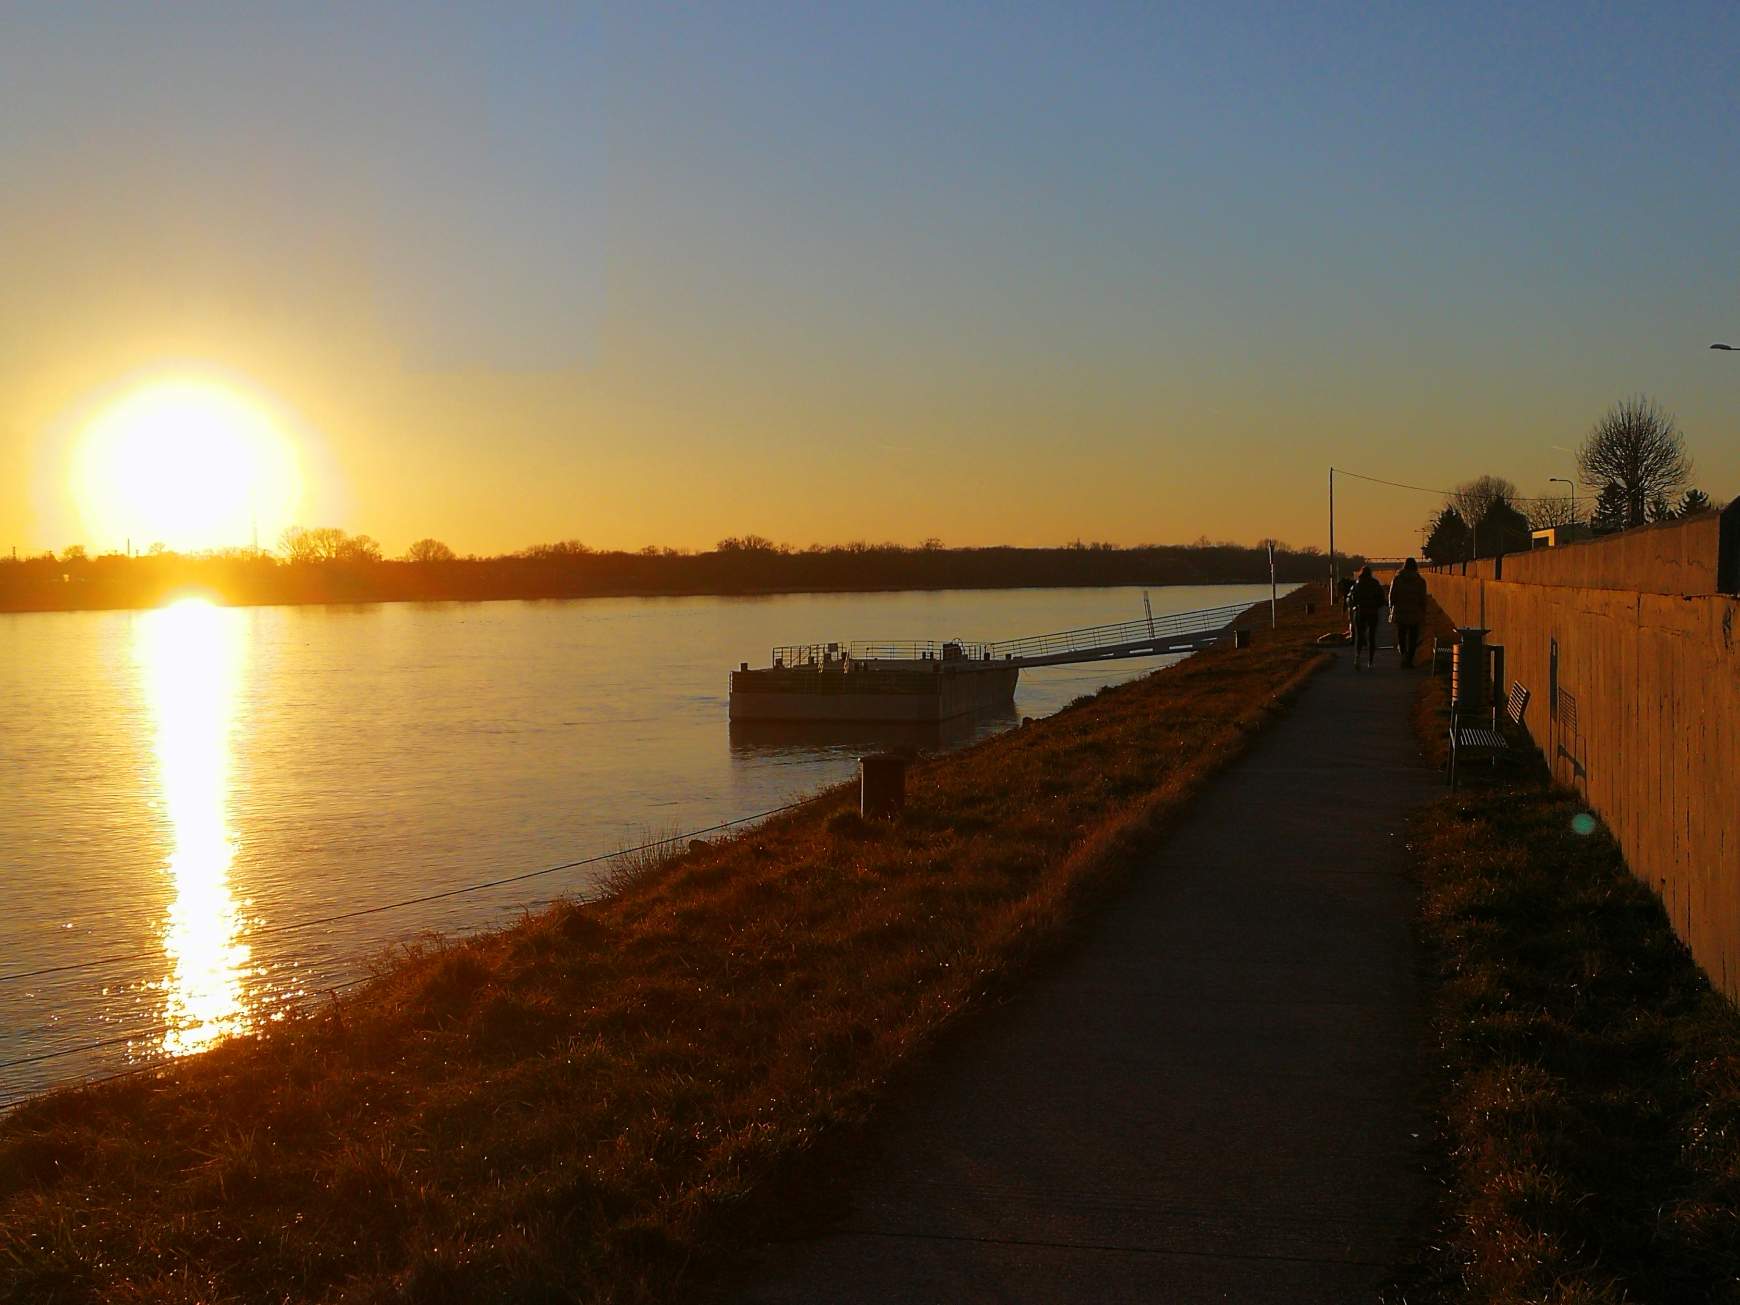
1449, 681, 1530, 790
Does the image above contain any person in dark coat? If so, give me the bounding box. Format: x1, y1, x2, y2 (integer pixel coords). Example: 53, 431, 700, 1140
1388, 557, 1428, 668
1348, 565, 1387, 669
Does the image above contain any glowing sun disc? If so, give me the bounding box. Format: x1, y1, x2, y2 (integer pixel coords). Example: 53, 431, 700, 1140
74, 379, 302, 553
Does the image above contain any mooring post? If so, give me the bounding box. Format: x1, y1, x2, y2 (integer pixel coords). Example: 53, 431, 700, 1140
859, 753, 908, 820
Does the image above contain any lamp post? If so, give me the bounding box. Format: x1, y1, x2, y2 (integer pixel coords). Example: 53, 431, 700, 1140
1549, 476, 1577, 525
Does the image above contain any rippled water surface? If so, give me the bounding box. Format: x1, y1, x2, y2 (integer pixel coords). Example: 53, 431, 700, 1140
0, 583, 1278, 1100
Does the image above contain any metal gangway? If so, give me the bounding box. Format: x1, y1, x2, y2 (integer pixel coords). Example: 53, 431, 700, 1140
772, 600, 1253, 671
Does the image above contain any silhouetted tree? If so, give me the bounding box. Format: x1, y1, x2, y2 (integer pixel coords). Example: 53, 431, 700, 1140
1647, 493, 1677, 523
1449, 476, 1519, 540
1438, 476, 1523, 559
280, 526, 379, 563
1590, 483, 1629, 534
1678, 488, 1713, 517
1477, 499, 1533, 557
1527, 495, 1580, 529
716, 534, 782, 554
1423, 507, 1471, 566
519, 539, 591, 559
1577, 395, 1692, 529
405, 538, 456, 563
336, 534, 382, 563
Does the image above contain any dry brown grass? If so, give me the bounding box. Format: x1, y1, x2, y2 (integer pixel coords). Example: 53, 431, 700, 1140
1, 590, 1336, 1304
1392, 611, 1740, 1303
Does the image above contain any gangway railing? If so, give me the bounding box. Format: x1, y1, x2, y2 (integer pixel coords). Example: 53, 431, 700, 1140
767, 600, 1253, 672
982, 601, 1250, 667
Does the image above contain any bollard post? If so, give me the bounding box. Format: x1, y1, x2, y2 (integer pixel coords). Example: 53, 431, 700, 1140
1232, 628, 1252, 649
859, 753, 908, 820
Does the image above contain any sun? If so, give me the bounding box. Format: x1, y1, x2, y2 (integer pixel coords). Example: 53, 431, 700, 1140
73, 379, 303, 554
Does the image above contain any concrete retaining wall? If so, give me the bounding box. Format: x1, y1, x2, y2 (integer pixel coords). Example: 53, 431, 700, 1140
1436, 513, 1722, 594
1429, 570, 1740, 1000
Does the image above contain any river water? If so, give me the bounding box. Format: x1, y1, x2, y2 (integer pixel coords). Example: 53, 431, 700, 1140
0, 582, 1277, 1102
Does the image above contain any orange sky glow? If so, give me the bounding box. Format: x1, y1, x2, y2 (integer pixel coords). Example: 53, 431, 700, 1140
3, 8, 1735, 562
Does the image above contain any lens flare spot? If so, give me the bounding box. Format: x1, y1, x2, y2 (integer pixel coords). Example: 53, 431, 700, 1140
1571, 812, 1598, 837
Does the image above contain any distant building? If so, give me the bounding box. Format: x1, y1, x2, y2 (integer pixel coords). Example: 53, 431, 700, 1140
1530, 524, 1592, 549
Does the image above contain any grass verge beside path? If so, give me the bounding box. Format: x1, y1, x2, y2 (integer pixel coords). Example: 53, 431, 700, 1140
1394, 638, 1740, 1303
2, 590, 1335, 1304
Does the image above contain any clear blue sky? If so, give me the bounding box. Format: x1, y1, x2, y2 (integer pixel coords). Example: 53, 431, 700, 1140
2, 2, 1735, 556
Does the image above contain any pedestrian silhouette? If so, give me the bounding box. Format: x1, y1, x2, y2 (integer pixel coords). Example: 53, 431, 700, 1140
1348, 566, 1386, 669
1388, 558, 1427, 668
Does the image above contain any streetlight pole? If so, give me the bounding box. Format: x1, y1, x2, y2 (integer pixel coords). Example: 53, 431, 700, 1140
1549, 476, 1577, 525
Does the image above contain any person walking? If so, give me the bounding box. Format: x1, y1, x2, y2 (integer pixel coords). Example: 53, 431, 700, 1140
1348, 565, 1386, 670
1388, 557, 1428, 668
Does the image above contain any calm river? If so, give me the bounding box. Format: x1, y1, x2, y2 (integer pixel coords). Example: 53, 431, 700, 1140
0, 583, 1277, 1102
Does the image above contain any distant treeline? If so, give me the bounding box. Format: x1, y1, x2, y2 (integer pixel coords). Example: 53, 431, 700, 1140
0, 535, 1357, 614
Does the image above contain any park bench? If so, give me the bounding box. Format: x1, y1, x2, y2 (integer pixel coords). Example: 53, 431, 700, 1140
1449, 680, 1530, 790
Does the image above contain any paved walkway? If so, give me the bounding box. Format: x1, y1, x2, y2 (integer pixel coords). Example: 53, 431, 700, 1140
742, 655, 1437, 1303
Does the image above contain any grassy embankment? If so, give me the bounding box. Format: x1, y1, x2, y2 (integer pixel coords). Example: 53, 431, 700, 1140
1395, 607, 1740, 1303
2, 589, 1336, 1303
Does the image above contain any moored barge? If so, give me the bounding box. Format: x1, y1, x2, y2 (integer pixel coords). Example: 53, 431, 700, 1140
728, 640, 1018, 724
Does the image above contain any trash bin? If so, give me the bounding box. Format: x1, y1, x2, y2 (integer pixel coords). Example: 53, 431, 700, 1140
859, 753, 908, 820
1451, 627, 1490, 716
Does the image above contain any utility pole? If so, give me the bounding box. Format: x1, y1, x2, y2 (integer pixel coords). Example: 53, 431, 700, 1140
1327, 467, 1336, 602
1266, 539, 1277, 628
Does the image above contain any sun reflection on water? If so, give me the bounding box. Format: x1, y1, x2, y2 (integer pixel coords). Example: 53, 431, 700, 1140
137, 597, 251, 1055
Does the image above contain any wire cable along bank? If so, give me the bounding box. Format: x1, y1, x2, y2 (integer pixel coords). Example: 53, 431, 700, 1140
728, 600, 1254, 724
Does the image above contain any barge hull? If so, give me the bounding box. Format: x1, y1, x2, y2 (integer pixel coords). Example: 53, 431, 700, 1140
729, 664, 1018, 723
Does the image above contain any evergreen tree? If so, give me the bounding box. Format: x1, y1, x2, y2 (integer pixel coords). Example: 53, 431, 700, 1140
1590, 483, 1629, 534
1477, 499, 1533, 557
1423, 506, 1471, 566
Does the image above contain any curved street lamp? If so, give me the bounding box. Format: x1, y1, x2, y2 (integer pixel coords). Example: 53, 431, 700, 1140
1549, 476, 1577, 524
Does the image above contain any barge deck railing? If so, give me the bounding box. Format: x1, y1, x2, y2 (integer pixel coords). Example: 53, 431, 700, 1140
767, 600, 1252, 672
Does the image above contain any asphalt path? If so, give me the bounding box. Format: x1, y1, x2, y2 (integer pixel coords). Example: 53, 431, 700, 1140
742, 653, 1436, 1303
